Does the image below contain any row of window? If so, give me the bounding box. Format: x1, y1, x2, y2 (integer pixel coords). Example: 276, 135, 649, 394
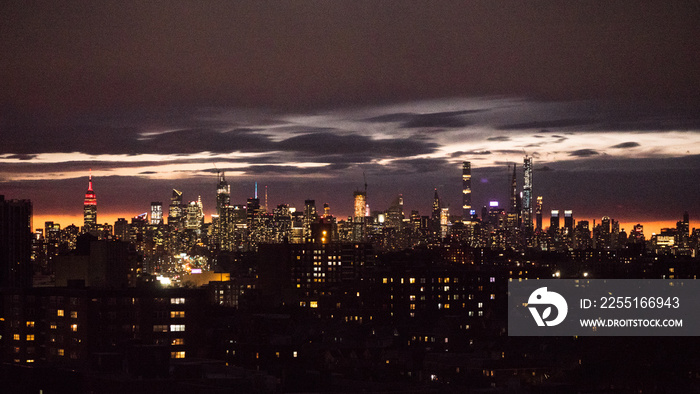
153, 324, 186, 332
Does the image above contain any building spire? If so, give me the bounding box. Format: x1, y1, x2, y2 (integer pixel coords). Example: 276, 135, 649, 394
88, 169, 94, 192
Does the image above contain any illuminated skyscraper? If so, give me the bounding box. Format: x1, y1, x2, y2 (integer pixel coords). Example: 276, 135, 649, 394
535, 196, 543, 231
185, 197, 205, 230
522, 157, 533, 232
83, 173, 97, 228
304, 199, 317, 238
168, 189, 183, 228
462, 162, 471, 224
550, 210, 560, 232
564, 210, 574, 233
353, 190, 366, 242
353, 191, 366, 221
150, 202, 163, 225
216, 171, 231, 216
510, 164, 518, 214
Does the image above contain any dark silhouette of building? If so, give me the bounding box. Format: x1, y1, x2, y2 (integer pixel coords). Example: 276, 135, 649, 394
0, 195, 33, 289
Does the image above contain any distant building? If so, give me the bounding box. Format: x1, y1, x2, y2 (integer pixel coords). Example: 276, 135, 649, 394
83, 173, 97, 229
168, 189, 183, 229
462, 161, 472, 225
522, 157, 533, 232
150, 202, 163, 225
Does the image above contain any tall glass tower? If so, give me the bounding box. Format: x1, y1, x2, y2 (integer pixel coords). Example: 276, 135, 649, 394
462, 161, 471, 224
522, 157, 533, 232
216, 171, 231, 216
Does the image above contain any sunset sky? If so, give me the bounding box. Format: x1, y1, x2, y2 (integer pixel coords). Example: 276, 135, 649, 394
1, 1, 698, 234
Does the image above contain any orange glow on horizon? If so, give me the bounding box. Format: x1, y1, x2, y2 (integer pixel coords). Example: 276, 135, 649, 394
32, 214, 683, 237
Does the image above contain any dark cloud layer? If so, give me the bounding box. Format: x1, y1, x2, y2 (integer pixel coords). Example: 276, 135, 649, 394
2, 1, 699, 118
611, 142, 640, 149
569, 149, 599, 157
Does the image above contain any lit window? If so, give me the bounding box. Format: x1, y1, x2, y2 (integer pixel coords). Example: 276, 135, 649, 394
172, 338, 184, 345
71, 324, 78, 332
170, 311, 185, 318
13, 334, 20, 341
170, 351, 185, 359
409, 278, 415, 284
153, 325, 168, 332
58, 349, 65, 356
170, 324, 185, 332
26, 359, 34, 363
170, 298, 185, 305
57, 309, 64, 317
26, 321, 35, 327
70, 311, 78, 318
293, 351, 298, 358
26, 335, 35, 341
310, 301, 318, 308
50, 323, 57, 330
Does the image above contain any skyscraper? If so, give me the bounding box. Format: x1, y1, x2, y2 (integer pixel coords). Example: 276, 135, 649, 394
353, 191, 366, 221
353, 190, 367, 242
216, 171, 231, 216
185, 197, 205, 230
0, 195, 33, 288
83, 173, 97, 229
522, 157, 533, 232
168, 189, 183, 228
462, 162, 471, 225
535, 196, 543, 231
550, 210, 560, 232
150, 202, 163, 225
510, 164, 518, 214
564, 210, 574, 233
304, 199, 317, 238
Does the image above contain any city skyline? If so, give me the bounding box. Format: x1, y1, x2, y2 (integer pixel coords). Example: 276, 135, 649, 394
1, 2, 699, 234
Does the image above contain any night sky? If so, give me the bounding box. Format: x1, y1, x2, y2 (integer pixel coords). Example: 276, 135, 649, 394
1, 1, 699, 233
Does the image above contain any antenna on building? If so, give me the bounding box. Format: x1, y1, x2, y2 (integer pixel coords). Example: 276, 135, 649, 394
265, 185, 268, 212
254, 182, 258, 199
363, 171, 367, 193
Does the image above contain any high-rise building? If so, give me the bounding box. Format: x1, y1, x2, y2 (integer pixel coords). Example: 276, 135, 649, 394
386, 195, 405, 229
522, 157, 533, 232
550, 210, 560, 232
83, 173, 97, 229
432, 188, 442, 237
303, 199, 317, 238
510, 164, 518, 214
168, 189, 183, 228
564, 210, 574, 233
216, 172, 231, 216
676, 211, 690, 248
353, 191, 366, 221
462, 162, 471, 224
150, 202, 163, 225
0, 195, 33, 288
185, 197, 204, 230
535, 196, 543, 231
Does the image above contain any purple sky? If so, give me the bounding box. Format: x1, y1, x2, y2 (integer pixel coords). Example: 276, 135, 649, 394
1, 1, 699, 227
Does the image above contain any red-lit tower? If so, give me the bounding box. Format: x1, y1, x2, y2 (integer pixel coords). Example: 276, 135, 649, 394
83, 171, 97, 228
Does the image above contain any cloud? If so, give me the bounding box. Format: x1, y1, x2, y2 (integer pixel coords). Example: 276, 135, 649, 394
487, 136, 511, 142
450, 150, 491, 157
569, 149, 599, 157
611, 142, 640, 149
499, 119, 592, 130
364, 110, 483, 129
